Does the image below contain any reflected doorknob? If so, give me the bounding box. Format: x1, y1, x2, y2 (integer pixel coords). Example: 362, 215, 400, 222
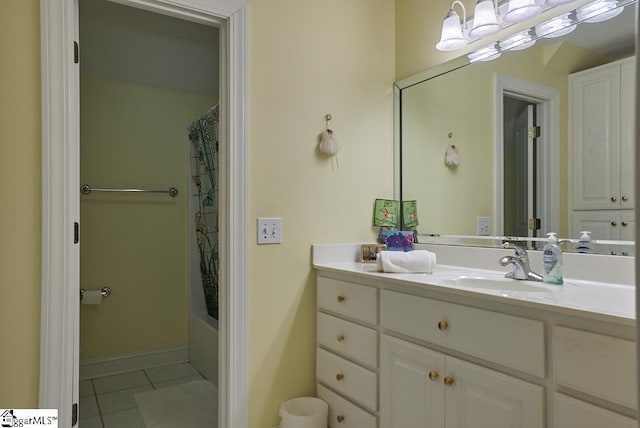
611, 196, 618, 202
611, 221, 618, 227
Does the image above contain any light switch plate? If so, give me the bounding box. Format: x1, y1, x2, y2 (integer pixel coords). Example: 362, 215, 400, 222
477, 216, 490, 236
257, 217, 282, 244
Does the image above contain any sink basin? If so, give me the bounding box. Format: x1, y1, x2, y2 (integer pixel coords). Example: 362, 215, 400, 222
440, 275, 553, 293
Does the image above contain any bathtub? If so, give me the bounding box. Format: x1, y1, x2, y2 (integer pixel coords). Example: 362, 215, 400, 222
189, 311, 218, 386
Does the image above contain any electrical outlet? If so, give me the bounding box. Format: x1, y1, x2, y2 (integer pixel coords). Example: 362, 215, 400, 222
477, 216, 490, 236
257, 217, 282, 244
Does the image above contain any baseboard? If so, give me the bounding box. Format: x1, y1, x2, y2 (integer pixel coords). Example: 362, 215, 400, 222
80, 346, 189, 380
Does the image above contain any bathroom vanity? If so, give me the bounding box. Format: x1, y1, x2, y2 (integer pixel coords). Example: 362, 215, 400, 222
314, 244, 636, 428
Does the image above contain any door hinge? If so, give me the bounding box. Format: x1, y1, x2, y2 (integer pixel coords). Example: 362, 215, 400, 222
74, 222, 79, 244
528, 126, 541, 139
74, 41, 79, 64
72, 402, 78, 426
528, 218, 541, 230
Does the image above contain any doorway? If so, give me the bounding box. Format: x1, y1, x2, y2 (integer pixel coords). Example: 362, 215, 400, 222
78, 1, 220, 425
39, 0, 247, 427
494, 74, 561, 242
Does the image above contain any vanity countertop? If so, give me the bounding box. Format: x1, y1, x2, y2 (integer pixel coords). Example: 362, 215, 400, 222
314, 260, 635, 326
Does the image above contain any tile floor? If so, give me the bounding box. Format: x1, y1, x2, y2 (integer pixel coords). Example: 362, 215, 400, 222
79, 362, 205, 428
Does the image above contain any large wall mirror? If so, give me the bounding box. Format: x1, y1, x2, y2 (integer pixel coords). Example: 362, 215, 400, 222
397, 0, 636, 255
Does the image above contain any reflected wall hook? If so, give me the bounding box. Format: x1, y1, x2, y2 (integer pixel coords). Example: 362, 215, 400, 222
445, 132, 460, 167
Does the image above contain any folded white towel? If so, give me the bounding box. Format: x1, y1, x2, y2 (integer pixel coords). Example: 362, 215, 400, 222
376, 250, 436, 274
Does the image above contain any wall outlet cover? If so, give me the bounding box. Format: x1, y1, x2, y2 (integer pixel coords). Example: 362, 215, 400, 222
477, 216, 490, 236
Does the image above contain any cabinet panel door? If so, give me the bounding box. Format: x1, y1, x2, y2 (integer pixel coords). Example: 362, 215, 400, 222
619, 58, 635, 209
619, 211, 635, 256
444, 357, 544, 428
571, 63, 620, 210
380, 335, 445, 428
317, 384, 377, 428
553, 393, 636, 428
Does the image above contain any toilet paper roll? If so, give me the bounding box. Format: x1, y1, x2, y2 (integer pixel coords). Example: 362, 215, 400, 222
82, 290, 103, 305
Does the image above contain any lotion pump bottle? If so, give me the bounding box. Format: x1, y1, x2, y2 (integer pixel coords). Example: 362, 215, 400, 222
543, 232, 563, 285
575, 231, 593, 254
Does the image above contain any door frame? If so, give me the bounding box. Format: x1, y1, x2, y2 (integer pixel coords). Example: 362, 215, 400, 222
38, 1, 248, 427
494, 73, 560, 238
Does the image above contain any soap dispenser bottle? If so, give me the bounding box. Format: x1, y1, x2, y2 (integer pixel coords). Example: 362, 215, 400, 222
575, 231, 594, 254
543, 232, 563, 285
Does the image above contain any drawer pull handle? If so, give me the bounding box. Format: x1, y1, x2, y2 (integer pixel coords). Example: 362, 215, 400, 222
437, 321, 448, 331
444, 376, 455, 387
336, 334, 345, 342
622, 221, 628, 227
611, 196, 618, 202
336, 372, 344, 381
337, 295, 345, 303
337, 414, 345, 423
611, 221, 618, 227
428, 371, 439, 381
622, 195, 629, 202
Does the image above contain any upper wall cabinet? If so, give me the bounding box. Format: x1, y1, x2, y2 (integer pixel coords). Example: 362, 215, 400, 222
571, 57, 635, 211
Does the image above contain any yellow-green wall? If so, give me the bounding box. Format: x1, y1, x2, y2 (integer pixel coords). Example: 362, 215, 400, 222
0, 0, 395, 425
247, 1, 395, 425
80, 76, 215, 361
0, 0, 41, 408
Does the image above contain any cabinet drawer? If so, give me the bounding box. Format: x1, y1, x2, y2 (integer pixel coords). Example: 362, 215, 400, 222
317, 312, 377, 367
381, 290, 545, 377
317, 348, 377, 411
553, 326, 637, 409
318, 277, 377, 324
318, 384, 377, 428
554, 393, 636, 428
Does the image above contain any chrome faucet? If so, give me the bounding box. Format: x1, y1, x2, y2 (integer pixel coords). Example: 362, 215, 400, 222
499, 242, 543, 282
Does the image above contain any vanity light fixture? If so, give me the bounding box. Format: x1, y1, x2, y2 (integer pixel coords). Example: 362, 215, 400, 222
436, 0, 468, 51
576, 0, 624, 22
535, 13, 576, 38
546, 0, 577, 5
468, 0, 501, 38
505, 0, 542, 23
498, 30, 536, 50
468, 44, 502, 63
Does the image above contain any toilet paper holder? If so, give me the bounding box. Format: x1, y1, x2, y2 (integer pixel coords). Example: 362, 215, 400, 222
80, 287, 111, 300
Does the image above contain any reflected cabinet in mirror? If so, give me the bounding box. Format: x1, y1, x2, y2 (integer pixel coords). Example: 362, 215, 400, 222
397, 0, 636, 255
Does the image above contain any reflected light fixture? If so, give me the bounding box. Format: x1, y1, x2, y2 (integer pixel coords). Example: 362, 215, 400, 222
535, 13, 576, 38
546, 0, 577, 4
468, 0, 501, 38
505, 0, 542, 23
577, 0, 624, 23
468, 44, 502, 63
499, 30, 536, 51
436, 0, 468, 51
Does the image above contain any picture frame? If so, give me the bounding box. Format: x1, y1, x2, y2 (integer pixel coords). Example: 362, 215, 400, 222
361, 243, 387, 263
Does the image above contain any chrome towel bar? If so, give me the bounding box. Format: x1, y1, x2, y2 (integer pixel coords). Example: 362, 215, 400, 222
81, 184, 178, 197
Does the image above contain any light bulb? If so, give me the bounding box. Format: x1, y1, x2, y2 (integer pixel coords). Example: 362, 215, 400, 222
468, 44, 502, 63
535, 13, 576, 38
576, 0, 624, 23
499, 30, 536, 51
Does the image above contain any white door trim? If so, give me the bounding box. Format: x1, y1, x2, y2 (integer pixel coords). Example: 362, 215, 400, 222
39, 1, 248, 427
494, 73, 560, 238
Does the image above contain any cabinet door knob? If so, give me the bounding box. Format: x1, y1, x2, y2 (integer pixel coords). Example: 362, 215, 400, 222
437, 321, 448, 331
611, 221, 618, 227
337, 295, 345, 303
336, 334, 345, 342
622, 221, 628, 227
336, 372, 344, 381
428, 371, 439, 381
336, 414, 345, 423
444, 376, 455, 387
611, 196, 618, 202
622, 195, 629, 202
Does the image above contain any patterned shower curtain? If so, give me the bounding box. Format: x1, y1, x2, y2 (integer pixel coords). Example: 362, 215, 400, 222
188, 105, 219, 320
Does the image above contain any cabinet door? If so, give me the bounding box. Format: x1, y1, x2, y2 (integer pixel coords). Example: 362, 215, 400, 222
619, 211, 635, 256
444, 357, 544, 428
571, 63, 621, 210
554, 393, 636, 428
619, 58, 635, 209
380, 335, 445, 428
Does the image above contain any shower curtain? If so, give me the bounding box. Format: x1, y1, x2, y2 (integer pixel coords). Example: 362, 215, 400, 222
188, 105, 220, 320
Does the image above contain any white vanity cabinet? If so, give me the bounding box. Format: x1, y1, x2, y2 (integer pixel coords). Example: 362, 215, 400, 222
315, 268, 637, 428
570, 56, 635, 211
381, 335, 544, 428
